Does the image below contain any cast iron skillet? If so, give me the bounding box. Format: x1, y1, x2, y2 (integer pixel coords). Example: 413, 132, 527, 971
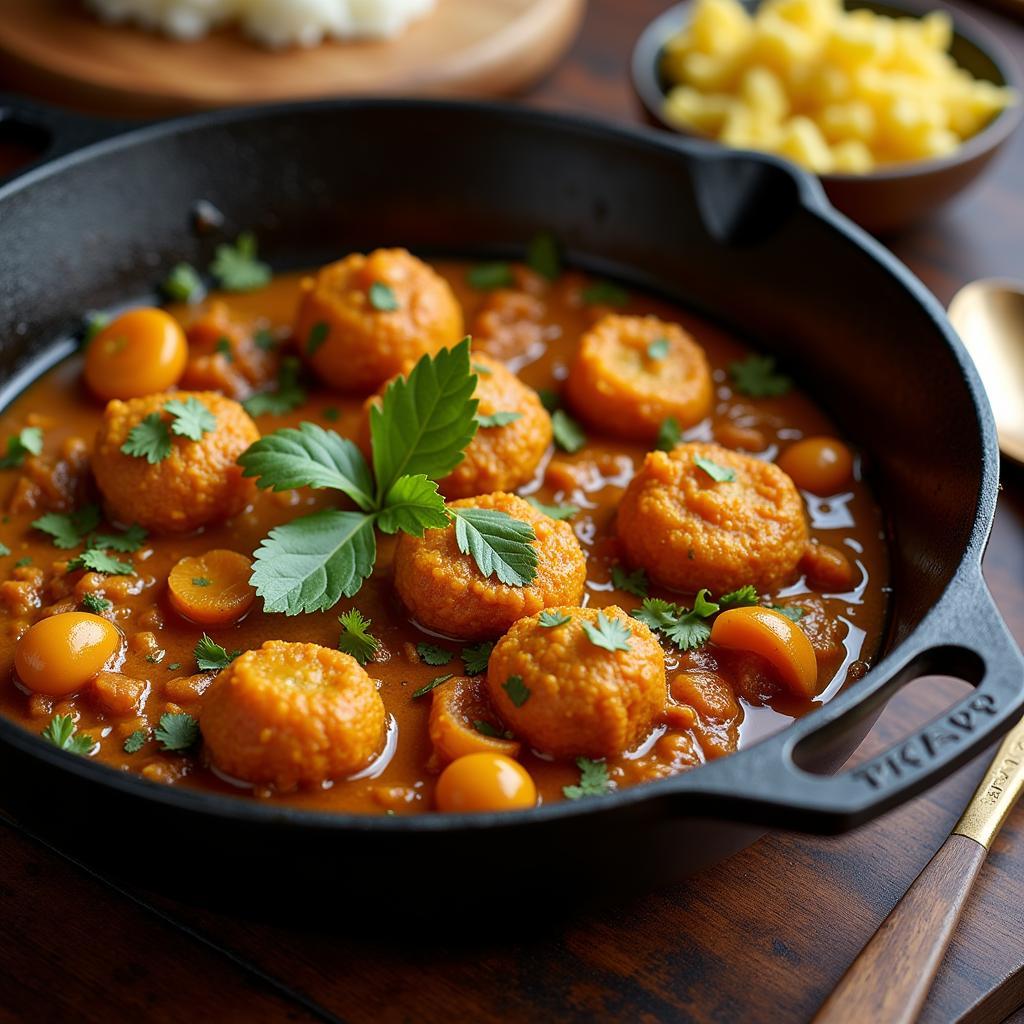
0, 95, 1021, 913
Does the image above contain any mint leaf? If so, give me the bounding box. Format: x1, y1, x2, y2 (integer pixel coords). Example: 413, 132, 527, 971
720, 585, 759, 608
525, 498, 579, 521
416, 643, 453, 667
656, 417, 681, 452
67, 549, 133, 576
194, 634, 240, 671
526, 232, 560, 281
461, 642, 493, 675
162, 263, 204, 303
694, 455, 735, 483
451, 507, 537, 587
243, 356, 307, 417
376, 474, 448, 536
164, 397, 217, 441
369, 282, 399, 311
730, 355, 792, 398
563, 757, 612, 800
502, 674, 531, 707
370, 338, 478, 501
155, 712, 200, 751
412, 672, 454, 699
0, 427, 43, 468
538, 610, 571, 628
210, 232, 271, 292
251, 509, 377, 615
239, 422, 374, 511
467, 263, 514, 290
581, 611, 632, 652
647, 337, 670, 360
121, 413, 171, 464
32, 504, 100, 550
582, 281, 628, 307
338, 608, 381, 666
476, 411, 523, 428
551, 410, 586, 453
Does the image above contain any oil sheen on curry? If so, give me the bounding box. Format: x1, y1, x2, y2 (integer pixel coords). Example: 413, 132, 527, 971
0, 241, 888, 815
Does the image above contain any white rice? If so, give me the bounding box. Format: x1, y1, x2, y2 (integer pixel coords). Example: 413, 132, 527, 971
84, 0, 436, 47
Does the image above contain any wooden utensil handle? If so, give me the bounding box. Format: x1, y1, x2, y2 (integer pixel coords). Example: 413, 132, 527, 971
811, 833, 987, 1024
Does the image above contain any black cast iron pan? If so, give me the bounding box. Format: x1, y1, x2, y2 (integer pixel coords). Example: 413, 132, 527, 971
0, 95, 1021, 914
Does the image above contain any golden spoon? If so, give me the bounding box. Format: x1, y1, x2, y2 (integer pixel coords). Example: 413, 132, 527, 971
949, 279, 1024, 464
812, 716, 1024, 1023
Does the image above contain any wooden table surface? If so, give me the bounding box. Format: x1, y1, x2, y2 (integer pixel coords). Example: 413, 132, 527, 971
3, 1, 1024, 1022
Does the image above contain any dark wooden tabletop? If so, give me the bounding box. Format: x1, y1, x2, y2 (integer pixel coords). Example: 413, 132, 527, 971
3, 2, 1024, 1022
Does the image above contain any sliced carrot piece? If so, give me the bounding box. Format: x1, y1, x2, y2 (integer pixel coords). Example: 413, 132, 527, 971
710, 606, 818, 699
429, 676, 521, 765
168, 549, 256, 626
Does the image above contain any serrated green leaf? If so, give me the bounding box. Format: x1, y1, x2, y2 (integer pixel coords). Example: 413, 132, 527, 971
771, 604, 806, 622
41, 714, 94, 755
656, 417, 681, 452
164, 397, 217, 441
0, 427, 44, 469
538, 610, 571, 628
251, 510, 377, 614
719, 584, 759, 608
194, 634, 240, 671
121, 413, 172, 464
155, 712, 200, 751
376, 474, 449, 536
451, 507, 537, 587
32, 504, 100, 550
67, 549, 134, 576
581, 611, 632, 652
525, 498, 580, 521
123, 729, 146, 754
80, 593, 112, 614
730, 354, 792, 398
162, 263, 204, 303
210, 232, 271, 292
563, 757, 612, 800
243, 356, 307, 417
611, 564, 648, 598
238, 421, 374, 511
416, 642, 453, 667
502, 674, 531, 707
338, 608, 381, 666
90, 524, 147, 553
461, 642, 493, 675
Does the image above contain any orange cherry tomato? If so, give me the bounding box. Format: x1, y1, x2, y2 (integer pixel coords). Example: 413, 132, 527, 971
15, 612, 122, 697
85, 308, 188, 401
435, 753, 537, 813
776, 436, 854, 496
710, 606, 818, 698
167, 549, 256, 626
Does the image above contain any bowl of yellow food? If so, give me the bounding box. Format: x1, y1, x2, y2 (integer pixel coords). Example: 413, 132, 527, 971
632, 0, 1021, 232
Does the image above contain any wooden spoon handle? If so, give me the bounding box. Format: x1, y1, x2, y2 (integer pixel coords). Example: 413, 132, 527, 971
811, 834, 986, 1024
813, 717, 1024, 1024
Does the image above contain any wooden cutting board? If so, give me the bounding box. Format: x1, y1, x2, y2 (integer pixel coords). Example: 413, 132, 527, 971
0, 0, 586, 116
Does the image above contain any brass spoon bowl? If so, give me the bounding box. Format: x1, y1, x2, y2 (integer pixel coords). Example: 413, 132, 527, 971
949, 279, 1024, 465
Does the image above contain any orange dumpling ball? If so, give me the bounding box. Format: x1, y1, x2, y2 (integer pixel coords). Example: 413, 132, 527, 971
200, 641, 387, 790
617, 442, 808, 594
566, 314, 713, 443
393, 492, 586, 641
91, 390, 259, 534
487, 606, 666, 759
294, 248, 464, 393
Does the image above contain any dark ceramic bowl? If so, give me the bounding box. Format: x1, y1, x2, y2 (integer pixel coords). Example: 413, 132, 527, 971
632, 0, 1023, 233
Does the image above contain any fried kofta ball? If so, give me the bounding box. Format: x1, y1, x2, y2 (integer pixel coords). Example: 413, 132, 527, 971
487, 606, 666, 760
294, 248, 464, 393
92, 391, 259, 534
394, 493, 586, 641
361, 353, 551, 499
566, 314, 713, 443
201, 641, 386, 790
617, 442, 807, 593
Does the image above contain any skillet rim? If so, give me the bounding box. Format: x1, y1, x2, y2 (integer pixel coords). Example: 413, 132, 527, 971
0, 96, 1001, 833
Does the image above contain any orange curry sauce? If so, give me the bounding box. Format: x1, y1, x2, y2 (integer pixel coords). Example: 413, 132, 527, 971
0, 261, 889, 813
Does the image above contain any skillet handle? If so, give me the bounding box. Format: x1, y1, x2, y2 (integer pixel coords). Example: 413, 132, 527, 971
668, 570, 1024, 833
0, 94, 132, 187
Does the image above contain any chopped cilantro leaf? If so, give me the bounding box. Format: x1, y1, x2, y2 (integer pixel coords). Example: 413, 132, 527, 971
581, 281, 628, 307
656, 417, 681, 452
538, 610, 571, 628
307, 322, 330, 356
647, 337, 670, 360
476, 411, 523, 428
611, 565, 648, 599
80, 593, 112, 614
473, 720, 511, 739
694, 455, 736, 482
338, 608, 381, 666
145, 652, 164, 664
634, 591, 719, 652
563, 757, 612, 800
552, 409, 586, 453
412, 672, 454, 699
90, 524, 148, 553
536, 388, 560, 413
82, 312, 111, 346
502, 674, 531, 707
41, 714, 94, 755
720, 585, 759, 608
191, 577, 212, 587
155, 712, 200, 751
123, 730, 147, 754
581, 611, 632, 652
67, 549, 133, 576
416, 643, 453, 667
243, 356, 307, 417
162, 263, 204, 303
369, 282, 400, 311
32, 504, 101, 549
0, 543, 11, 557
771, 604, 806, 622
525, 498, 580, 521
526, 232, 561, 281
120, 413, 172, 464
461, 642, 493, 675
210, 232, 271, 292
254, 328, 277, 352
164, 397, 217, 441
167, 663, 182, 671
215, 337, 234, 362
0, 427, 43, 469
467, 263, 514, 291
194, 634, 240, 671
13, 557, 31, 568
730, 355, 792, 398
